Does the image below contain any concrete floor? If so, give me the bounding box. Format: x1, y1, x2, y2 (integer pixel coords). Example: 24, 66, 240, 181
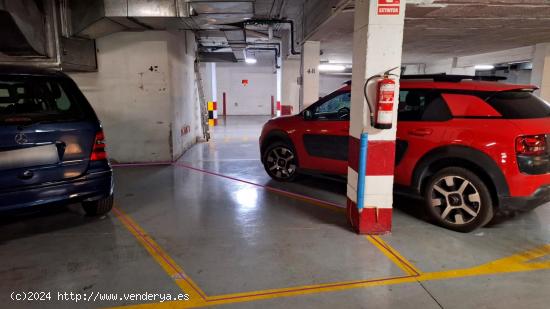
0, 115, 549, 308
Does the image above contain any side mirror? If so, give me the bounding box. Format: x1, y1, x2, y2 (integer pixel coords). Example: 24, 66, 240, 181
303, 110, 313, 120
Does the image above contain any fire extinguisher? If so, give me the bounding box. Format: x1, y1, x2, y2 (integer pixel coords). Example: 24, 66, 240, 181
363, 67, 399, 130
374, 77, 396, 129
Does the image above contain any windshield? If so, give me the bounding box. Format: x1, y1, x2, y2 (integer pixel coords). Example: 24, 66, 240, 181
0, 75, 87, 125
486, 91, 550, 119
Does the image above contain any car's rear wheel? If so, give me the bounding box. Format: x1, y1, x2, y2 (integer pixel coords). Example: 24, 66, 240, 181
423, 167, 493, 232
263, 141, 298, 182
82, 195, 114, 216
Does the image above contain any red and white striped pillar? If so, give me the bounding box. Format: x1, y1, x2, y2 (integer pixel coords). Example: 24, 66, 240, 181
347, 0, 406, 234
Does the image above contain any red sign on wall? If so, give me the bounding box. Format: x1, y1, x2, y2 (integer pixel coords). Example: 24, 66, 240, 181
378, 0, 400, 16
378, 0, 400, 4
378, 6, 400, 15
242, 79, 249, 86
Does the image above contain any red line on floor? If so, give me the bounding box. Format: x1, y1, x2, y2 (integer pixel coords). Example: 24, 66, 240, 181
369, 236, 421, 276
205, 274, 416, 302
173, 162, 346, 211
112, 207, 208, 300
112, 162, 173, 168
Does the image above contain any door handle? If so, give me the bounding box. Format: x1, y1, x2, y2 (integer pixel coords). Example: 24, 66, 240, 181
408, 128, 433, 136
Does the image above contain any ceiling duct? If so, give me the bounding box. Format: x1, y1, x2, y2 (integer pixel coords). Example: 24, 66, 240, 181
0, 0, 47, 56
198, 52, 237, 62
223, 28, 247, 62
190, 1, 254, 26
70, 0, 254, 39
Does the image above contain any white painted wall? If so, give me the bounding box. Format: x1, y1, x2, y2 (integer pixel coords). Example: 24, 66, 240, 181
212, 62, 276, 115
320, 74, 349, 97
71, 31, 202, 163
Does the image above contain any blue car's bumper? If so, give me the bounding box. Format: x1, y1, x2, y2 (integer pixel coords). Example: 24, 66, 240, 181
0, 169, 113, 211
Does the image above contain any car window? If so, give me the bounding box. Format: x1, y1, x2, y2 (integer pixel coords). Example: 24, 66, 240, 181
0, 76, 86, 124
486, 91, 550, 119
313, 92, 351, 120
398, 90, 451, 121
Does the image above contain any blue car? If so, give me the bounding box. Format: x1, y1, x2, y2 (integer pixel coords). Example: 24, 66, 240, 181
0, 66, 113, 215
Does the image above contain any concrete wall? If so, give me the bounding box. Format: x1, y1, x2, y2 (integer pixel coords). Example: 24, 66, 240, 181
166, 31, 202, 161
199, 60, 348, 117
206, 62, 277, 116
423, 46, 536, 76
71, 31, 201, 163
320, 74, 349, 97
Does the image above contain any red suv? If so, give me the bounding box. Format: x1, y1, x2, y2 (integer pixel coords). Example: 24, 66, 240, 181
259, 75, 550, 232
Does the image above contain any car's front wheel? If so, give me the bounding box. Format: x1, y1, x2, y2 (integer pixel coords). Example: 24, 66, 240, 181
263, 141, 299, 182
82, 195, 114, 216
424, 167, 493, 232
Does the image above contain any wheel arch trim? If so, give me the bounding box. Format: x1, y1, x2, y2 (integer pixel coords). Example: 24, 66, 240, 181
260, 130, 298, 165
412, 145, 510, 198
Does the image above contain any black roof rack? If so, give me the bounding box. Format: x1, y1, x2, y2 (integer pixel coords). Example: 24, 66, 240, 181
401, 73, 507, 82
342, 74, 506, 86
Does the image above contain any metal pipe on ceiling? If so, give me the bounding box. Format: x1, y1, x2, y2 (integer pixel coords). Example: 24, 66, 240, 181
243, 19, 300, 55
246, 47, 280, 68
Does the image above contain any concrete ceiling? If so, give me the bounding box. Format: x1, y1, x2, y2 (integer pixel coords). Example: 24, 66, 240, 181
309, 0, 550, 64
196, 0, 305, 65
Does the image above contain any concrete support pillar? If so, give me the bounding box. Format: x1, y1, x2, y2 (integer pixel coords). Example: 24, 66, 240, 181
207, 63, 218, 125
347, 0, 406, 234
282, 58, 301, 113
300, 41, 320, 109
530, 43, 550, 101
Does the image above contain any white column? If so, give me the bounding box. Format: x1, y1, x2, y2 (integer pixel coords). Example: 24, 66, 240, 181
276, 57, 282, 116
282, 58, 301, 113
209, 62, 217, 103
206, 62, 218, 125
530, 43, 550, 101
346, 0, 406, 234
300, 41, 320, 109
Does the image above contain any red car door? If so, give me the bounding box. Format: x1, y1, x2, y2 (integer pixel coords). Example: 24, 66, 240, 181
395, 89, 452, 186
294, 91, 351, 175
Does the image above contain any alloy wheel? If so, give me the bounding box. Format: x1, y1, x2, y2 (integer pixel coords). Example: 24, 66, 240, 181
430, 175, 481, 225
266, 146, 297, 179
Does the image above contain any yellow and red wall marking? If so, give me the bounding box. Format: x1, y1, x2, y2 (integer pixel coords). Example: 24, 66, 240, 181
208, 101, 218, 126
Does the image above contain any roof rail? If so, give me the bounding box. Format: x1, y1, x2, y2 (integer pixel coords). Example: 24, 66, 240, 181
401, 73, 507, 82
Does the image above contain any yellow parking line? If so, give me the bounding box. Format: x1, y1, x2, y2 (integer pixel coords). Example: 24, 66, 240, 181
112, 207, 207, 306
366, 235, 422, 276
111, 205, 550, 309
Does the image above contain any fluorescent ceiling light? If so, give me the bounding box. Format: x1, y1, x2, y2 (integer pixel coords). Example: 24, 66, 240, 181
245, 58, 257, 64
318, 64, 346, 72
474, 64, 495, 71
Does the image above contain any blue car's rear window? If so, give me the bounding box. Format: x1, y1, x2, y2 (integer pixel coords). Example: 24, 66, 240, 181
0, 76, 88, 125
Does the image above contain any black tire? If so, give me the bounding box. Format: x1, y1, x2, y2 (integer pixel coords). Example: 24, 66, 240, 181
82, 195, 114, 216
262, 141, 299, 182
423, 167, 493, 233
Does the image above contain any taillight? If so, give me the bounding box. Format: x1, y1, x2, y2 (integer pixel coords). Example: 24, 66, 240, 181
515, 135, 547, 156
91, 130, 107, 161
